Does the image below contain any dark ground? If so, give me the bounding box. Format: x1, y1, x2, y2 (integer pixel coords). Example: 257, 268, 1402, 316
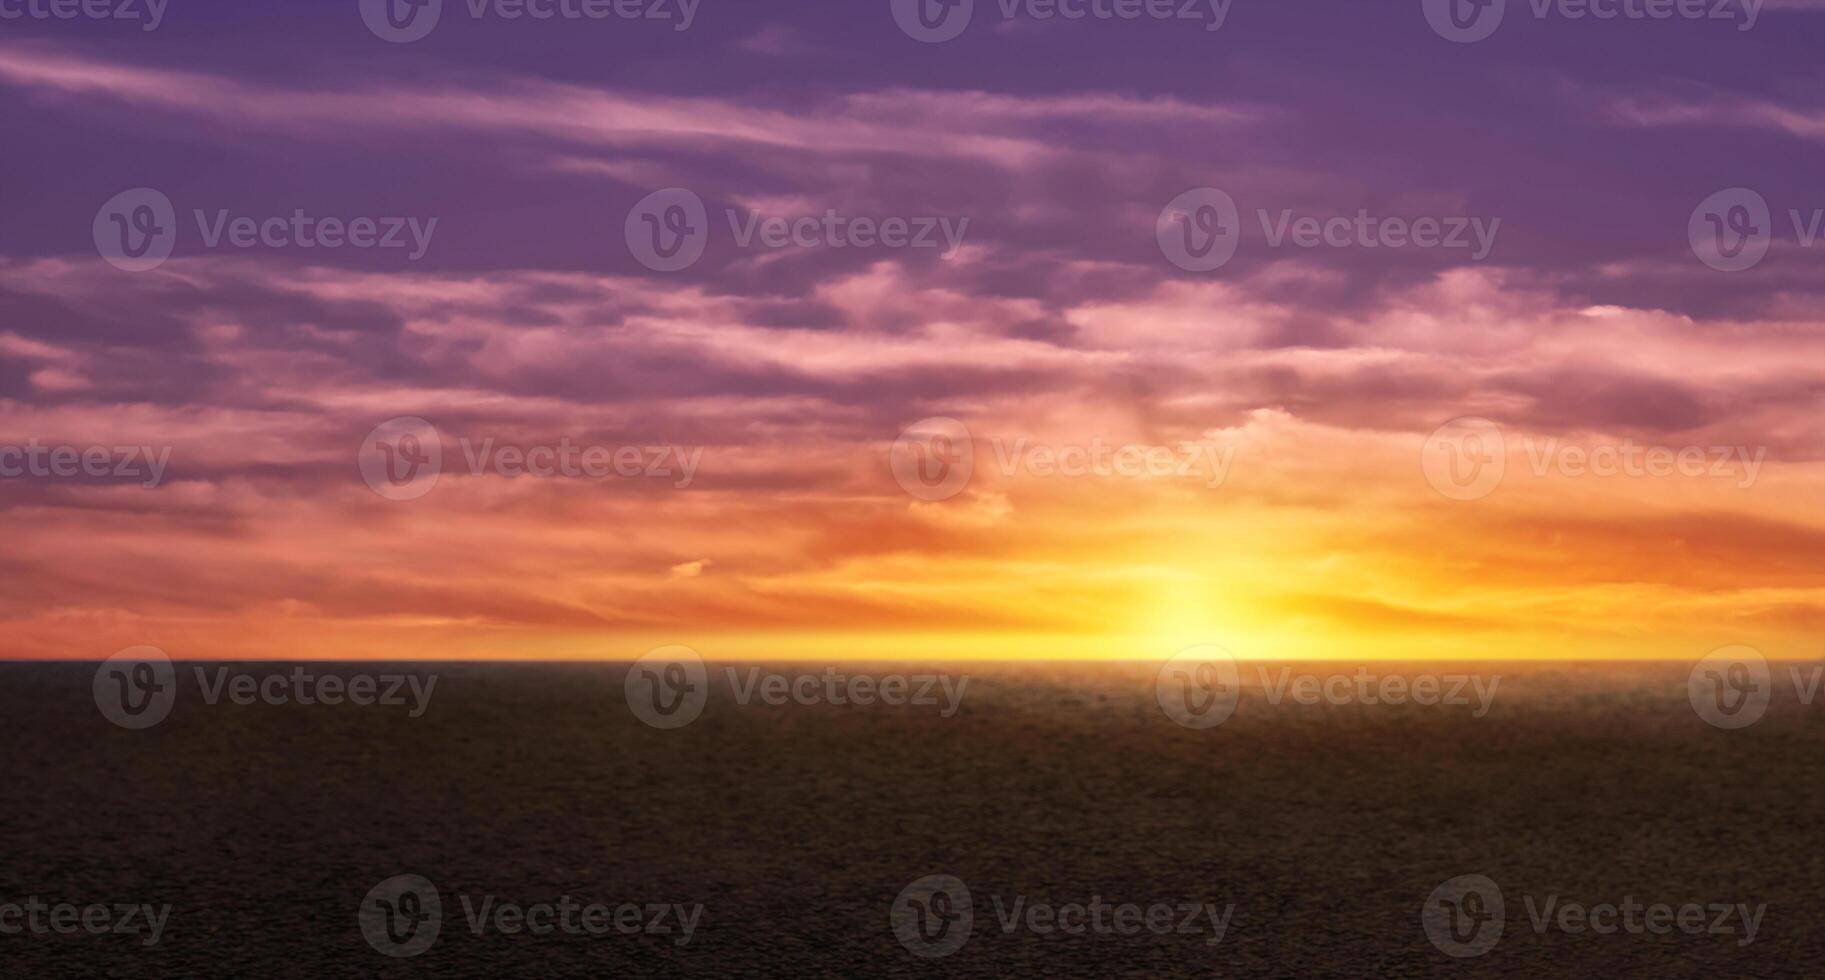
0, 659, 1819, 977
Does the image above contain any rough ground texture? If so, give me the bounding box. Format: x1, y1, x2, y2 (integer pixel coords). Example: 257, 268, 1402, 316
0, 660, 1818, 977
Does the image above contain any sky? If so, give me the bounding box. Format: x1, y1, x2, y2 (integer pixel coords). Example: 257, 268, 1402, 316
2, 0, 1824, 660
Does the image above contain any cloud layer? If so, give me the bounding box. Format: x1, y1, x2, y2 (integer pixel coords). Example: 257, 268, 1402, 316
3, 4, 1823, 660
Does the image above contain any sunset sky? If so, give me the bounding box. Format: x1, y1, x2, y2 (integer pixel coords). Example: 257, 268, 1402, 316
3, 0, 1824, 661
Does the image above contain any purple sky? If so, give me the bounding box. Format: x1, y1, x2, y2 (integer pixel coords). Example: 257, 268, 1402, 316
3, 0, 1824, 660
